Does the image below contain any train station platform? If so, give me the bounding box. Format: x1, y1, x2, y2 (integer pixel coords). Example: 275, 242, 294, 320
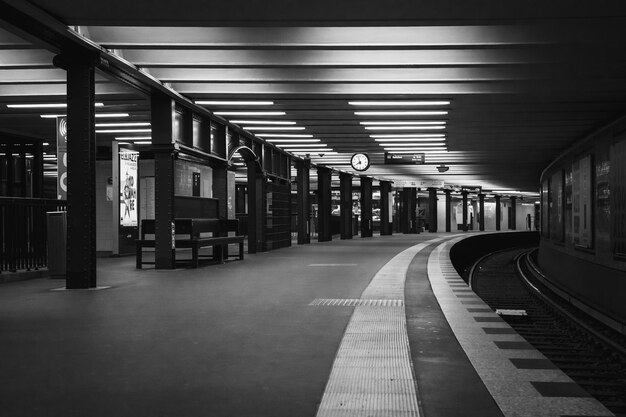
0, 233, 613, 417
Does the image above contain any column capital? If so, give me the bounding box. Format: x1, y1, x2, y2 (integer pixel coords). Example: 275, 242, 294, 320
53, 50, 101, 70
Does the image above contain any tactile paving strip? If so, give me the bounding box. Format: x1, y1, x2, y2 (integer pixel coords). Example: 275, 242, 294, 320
309, 299, 404, 307
316, 237, 449, 417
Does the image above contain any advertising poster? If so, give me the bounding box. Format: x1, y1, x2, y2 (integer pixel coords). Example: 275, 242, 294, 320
56, 117, 67, 200
119, 150, 139, 227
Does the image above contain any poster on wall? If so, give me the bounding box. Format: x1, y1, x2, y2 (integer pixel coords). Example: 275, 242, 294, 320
56, 117, 67, 200
119, 150, 139, 227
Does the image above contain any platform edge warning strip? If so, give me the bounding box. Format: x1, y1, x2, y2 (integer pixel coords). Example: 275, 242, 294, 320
315, 236, 452, 417
427, 239, 614, 417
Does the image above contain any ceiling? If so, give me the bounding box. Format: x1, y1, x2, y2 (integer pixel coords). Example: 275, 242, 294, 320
2, 1, 626, 195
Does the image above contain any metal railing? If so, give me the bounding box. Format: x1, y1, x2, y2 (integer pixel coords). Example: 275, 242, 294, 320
0, 197, 66, 273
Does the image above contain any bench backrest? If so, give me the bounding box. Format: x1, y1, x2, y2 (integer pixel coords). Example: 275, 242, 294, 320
141, 218, 240, 239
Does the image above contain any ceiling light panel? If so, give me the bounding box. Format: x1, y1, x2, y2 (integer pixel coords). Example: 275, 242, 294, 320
214, 111, 285, 116
349, 100, 450, 106
355, 111, 448, 116
195, 100, 274, 105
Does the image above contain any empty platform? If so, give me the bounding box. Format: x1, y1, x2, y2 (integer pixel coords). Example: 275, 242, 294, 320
0, 233, 611, 417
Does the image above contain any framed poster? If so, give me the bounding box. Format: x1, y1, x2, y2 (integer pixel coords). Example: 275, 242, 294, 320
119, 150, 139, 227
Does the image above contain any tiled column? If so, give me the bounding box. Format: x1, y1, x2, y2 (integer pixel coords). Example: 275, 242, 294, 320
317, 166, 332, 242
379, 180, 393, 235
55, 52, 97, 288
339, 172, 352, 239
360, 177, 373, 238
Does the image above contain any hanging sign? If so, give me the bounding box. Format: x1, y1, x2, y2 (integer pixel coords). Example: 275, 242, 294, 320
119, 150, 139, 227
56, 117, 68, 200
384, 152, 425, 165
395, 179, 444, 189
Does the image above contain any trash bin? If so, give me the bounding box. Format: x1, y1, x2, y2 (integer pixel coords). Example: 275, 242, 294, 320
47, 211, 66, 277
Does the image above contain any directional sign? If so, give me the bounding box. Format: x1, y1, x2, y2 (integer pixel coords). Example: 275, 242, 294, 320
384, 152, 425, 165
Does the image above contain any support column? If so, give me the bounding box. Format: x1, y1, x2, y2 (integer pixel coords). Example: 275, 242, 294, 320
444, 189, 452, 232
401, 187, 418, 234
151, 93, 177, 269
462, 190, 468, 232
339, 172, 352, 239
479, 193, 485, 231
19, 144, 27, 197
360, 177, 373, 237
317, 166, 332, 242
380, 180, 392, 235
247, 163, 266, 253
296, 159, 310, 244
54, 53, 97, 288
33, 141, 43, 197
510, 196, 517, 230
410, 188, 418, 233
495, 195, 501, 231
428, 187, 438, 232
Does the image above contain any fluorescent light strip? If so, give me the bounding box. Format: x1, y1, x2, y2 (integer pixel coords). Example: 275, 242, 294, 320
277, 144, 327, 148
291, 151, 338, 155
214, 111, 285, 116
40, 113, 130, 119
9, 103, 104, 109
229, 120, 295, 125
360, 121, 446, 125
384, 148, 448, 152
96, 128, 151, 133
96, 122, 150, 127
355, 111, 448, 116
385, 150, 447, 154
285, 148, 333, 152
243, 126, 305, 131
266, 139, 320, 143
370, 133, 446, 138
374, 138, 445, 142
349, 101, 450, 106
196, 100, 274, 106
116, 136, 152, 141
133, 141, 152, 145
365, 126, 446, 130
256, 134, 313, 138
379, 143, 446, 147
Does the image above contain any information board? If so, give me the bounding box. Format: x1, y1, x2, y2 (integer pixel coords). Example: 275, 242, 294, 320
384, 153, 425, 165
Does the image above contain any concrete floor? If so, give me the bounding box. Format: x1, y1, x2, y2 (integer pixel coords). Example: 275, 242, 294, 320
0, 234, 443, 417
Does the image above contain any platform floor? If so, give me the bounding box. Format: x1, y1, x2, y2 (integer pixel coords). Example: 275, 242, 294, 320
0, 233, 612, 417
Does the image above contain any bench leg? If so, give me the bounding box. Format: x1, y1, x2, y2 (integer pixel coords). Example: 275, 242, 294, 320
192, 245, 199, 268
239, 241, 244, 260
136, 245, 142, 269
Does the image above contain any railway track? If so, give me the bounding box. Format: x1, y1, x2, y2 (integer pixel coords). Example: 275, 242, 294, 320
468, 248, 626, 417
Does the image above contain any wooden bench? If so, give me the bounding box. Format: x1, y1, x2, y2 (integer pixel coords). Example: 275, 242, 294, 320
136, 218, 244, 269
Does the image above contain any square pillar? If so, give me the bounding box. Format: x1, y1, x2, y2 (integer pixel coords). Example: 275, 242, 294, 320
247, 163, 266, 253
296, 159, 311, 244
495, 195, 502, 231
55, 53, 97, 288
428, 187, 438, 232
151, 93, 177, 269
510, 196, 517, 230
462, 191, 469, 232
478, 193, 485, 231
339, 172, 352, 239
444, 189, 452, 232
380, 180, 392, 235
317, 166, 332, 242
360, 177, 373, 238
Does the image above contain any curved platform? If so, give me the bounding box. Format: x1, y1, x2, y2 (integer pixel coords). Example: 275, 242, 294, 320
0, 233, 614, 417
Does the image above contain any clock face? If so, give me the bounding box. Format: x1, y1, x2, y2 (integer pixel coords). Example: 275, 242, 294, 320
351, 153, 370, 171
